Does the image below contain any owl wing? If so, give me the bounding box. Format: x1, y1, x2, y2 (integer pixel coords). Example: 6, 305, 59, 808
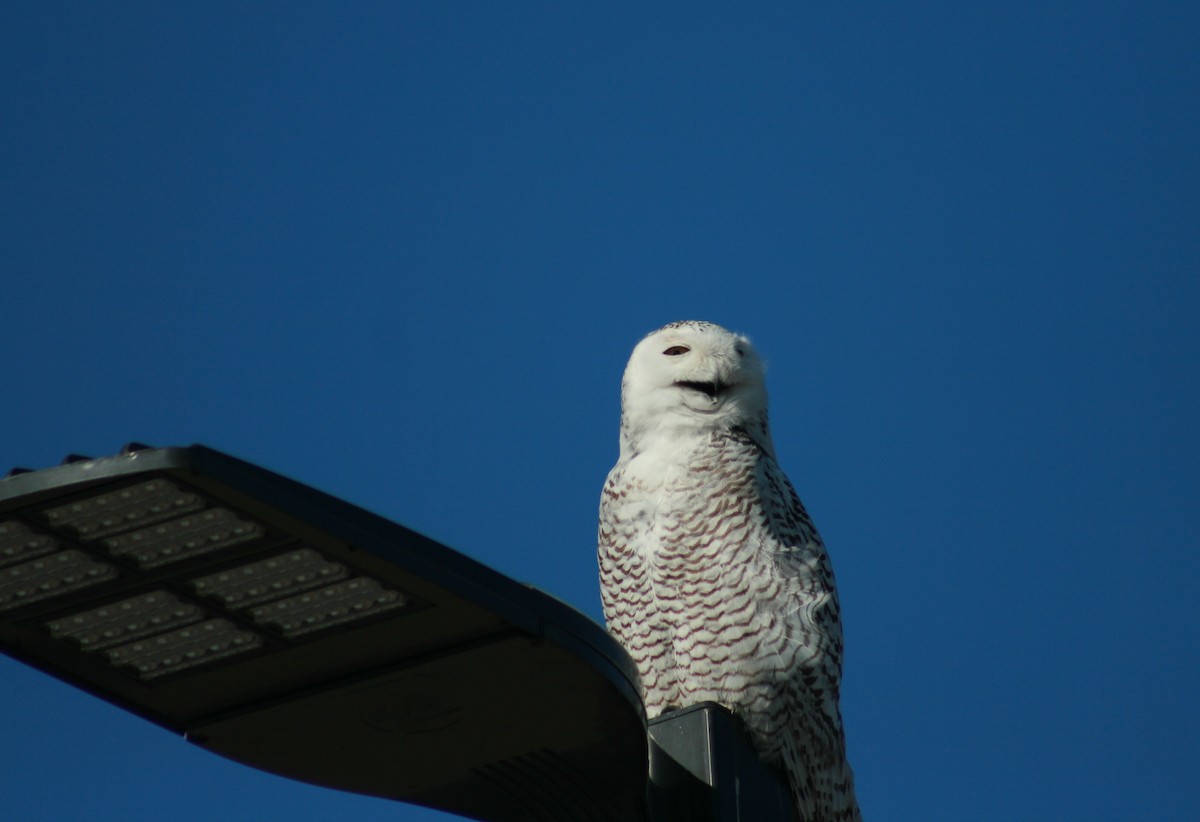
756, 453, 844, 674
597, 464, 678, 714
755, 453, 860, 821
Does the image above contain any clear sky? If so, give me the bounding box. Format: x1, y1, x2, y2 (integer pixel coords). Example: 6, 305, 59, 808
2, 3, 1197, 820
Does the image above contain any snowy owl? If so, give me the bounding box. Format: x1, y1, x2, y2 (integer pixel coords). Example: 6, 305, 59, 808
598, 321, 861, 821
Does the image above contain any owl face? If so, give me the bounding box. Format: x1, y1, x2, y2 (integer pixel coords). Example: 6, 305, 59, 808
619, 321, 768, 448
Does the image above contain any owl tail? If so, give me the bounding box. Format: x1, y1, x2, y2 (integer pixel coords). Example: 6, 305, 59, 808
781, 727, 862, 822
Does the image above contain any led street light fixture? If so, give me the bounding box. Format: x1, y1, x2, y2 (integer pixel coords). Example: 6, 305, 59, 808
0, 444, 646, 822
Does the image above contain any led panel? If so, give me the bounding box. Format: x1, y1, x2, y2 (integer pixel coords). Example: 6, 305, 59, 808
0, 521, 57, 568
0, 549, 118, 612
250, 577, 406, 638
191, 548, 348, 609
46, 590, 205, 652
41, 479, 203, 541
105, 618, 265, 680
102, 507, 265, 568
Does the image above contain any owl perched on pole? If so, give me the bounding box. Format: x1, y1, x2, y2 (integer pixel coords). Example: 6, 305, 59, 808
598, 321, 861, 821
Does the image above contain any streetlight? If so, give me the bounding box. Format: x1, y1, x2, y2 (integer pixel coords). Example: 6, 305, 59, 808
0, 444, 645, 821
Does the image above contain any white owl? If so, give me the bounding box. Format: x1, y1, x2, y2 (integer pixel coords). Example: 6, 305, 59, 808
598, 321, 861, 821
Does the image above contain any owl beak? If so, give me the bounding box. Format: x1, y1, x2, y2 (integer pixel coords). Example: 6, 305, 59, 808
675, 380, 724, 400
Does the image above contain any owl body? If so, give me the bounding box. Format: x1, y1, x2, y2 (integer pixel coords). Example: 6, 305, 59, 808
598, 321, 860, 821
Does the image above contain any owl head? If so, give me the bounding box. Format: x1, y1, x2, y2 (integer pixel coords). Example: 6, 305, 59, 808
618, 321, 773, 457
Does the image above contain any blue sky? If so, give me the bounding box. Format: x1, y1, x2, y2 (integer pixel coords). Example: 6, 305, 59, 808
2, 3, 1198, 820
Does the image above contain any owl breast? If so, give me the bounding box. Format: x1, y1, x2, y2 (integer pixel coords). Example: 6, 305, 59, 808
601, 431, 802, 763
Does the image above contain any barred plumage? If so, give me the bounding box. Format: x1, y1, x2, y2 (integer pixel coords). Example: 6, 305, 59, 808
598, 321, 860, 821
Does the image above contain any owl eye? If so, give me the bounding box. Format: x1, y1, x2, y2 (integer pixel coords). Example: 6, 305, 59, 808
662, 345, 690, 356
